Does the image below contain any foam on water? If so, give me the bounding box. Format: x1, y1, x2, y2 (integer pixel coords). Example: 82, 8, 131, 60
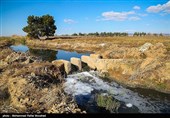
126, 103, 133, 108
64, 71, 170, 113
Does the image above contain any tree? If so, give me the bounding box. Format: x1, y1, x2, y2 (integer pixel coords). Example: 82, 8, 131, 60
78, 32, 85, 36
153, 33, 158, 36
23, 14, 57, 39
95, 32, 99, 36
72, 33, 78, 36
159, 33, 163, 36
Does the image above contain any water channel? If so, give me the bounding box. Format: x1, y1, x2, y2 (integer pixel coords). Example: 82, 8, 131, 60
10, 44, 170, 113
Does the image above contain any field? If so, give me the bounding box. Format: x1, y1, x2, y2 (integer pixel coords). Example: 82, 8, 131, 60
0, 35, 170, 113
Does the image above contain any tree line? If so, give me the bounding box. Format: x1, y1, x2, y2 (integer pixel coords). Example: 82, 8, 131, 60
71, 32, 129, 36
133, 32, 164, 36
70, 32, 164, 37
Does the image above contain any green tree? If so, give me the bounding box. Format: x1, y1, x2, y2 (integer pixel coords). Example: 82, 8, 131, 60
159, 33, 163, 36
72, 33, 78, 36
78, 32, 85, 36
95, 32, 99, 36
23, 14, 57, 39
153, 33, 158, 36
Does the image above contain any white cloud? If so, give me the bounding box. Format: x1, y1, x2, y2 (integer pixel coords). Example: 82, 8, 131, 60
133, 6, 140, 10
146, 1, 170, 13
100, 11, 135, 21
64, 19, 76, 24
129, 16, 141, 21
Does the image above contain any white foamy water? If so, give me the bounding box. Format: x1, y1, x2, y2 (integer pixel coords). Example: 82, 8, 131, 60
64, 71, 169, 113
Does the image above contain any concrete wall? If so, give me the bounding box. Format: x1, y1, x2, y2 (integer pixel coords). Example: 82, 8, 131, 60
70, 57, 82, 71
52, 54, 134, 76
52, 60, 71, 74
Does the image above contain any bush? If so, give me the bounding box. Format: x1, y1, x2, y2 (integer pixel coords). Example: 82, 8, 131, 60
96, 94, 120, 113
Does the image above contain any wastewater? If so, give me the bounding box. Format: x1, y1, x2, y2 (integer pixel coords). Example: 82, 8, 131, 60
10, 44, 91, 61
10, 44, 170, 113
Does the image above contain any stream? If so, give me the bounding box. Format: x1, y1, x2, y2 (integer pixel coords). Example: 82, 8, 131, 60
10, 44, 170, 113
64, 71, 170, 113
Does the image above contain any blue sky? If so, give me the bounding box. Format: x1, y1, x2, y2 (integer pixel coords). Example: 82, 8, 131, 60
0, 0, 170, 36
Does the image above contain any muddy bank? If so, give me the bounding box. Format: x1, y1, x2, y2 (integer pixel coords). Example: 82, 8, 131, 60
0, 46, 85, 113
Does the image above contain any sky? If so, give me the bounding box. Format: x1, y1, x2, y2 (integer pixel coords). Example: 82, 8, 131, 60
0, 0, 170, 36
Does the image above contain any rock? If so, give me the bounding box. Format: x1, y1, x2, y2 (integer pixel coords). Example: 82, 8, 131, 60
81, 55, 90, 64
82, 55, 134, 75
70, 57, 82, 71
30, 72, 35, 76
52, 60, 64, 68
99, 70, 109, 78
144, 43, 167, 58
5, 52, 38, 64
81, 56, 97, 70
55, 60, 71, 74
52, 60, 65, 75
139, 43, 153, 53
90, 54, 102, 59
87, 58, 97, 70
0, 47, 13, 60
96, 59, 108, 70
99, 43, 106, 47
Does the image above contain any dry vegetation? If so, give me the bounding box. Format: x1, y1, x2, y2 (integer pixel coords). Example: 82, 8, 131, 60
25, 36, 170, 52
1, 35, 170, 50
51, 36, 170, 46
0, 35, 170, 113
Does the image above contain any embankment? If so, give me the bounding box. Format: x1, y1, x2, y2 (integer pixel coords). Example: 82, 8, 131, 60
25, 37, 170, 94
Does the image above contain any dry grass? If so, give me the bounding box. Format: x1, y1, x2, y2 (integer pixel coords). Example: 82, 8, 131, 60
46, 36, 170, 49
1, 35, 170, 50
0, 36, 26, 46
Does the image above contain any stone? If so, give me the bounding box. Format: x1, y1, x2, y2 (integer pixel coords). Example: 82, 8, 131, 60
90, 54, 102, 59
81, 56, 97, 69
139, 43, 153, 53
55, 60, 71, 74
144, 43, 167, 58
96, 59, 107, 70
70, 57, 82, 71
87, 58, 97, 70
81, 56, 90, 64
52, 60, 65, 74
24, 58, 31, 64
99, 43, 106, 47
